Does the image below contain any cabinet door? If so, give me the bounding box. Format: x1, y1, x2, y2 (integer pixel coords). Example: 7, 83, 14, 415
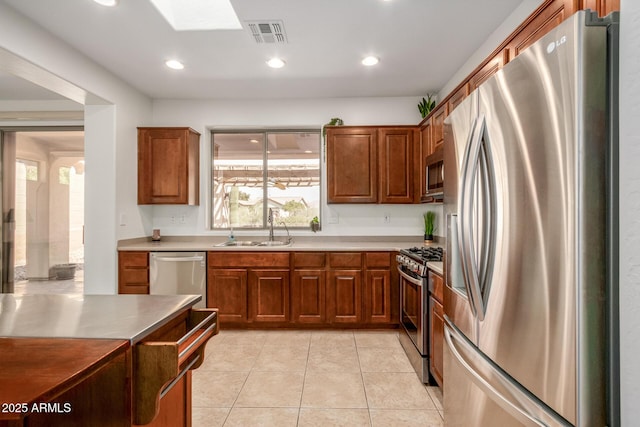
118, 251, 149, 294
596, 0, 619, 16
291, 269, 326, 323
326, 270, 362, 323
249, 269, 290, 323
469, 51, 507, 91
430, 296, 444, 387
447, 83, 469, 115
430, 106, 448, 153
418, 120, 433, 198
505, 0, 574, 61
138, 127, 200, 205
326, 127, 378, 203
364, 269, 392, 324
378, 128, 415, 203
207, 269, 248, 323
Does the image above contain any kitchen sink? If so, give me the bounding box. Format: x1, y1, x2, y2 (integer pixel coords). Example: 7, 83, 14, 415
214, 240, 260, 247
214, 239, 293, 247
258, 240, 292, 247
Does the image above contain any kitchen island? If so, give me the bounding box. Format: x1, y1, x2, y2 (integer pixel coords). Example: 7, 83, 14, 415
0, 294, 218, 427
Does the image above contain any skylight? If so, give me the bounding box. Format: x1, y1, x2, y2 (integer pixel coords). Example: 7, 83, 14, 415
149, 0, 242, 31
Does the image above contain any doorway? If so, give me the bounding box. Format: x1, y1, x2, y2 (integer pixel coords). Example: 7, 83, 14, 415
1, 128, 84, 293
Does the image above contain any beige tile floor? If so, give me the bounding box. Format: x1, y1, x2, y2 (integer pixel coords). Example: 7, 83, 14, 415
193, 330, 444, 427
13, 270, 84, 294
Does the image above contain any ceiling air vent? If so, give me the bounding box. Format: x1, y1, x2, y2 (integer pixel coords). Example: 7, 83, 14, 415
246, 20, 288, 44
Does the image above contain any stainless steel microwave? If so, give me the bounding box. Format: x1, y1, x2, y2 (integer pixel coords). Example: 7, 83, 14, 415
421, 148, 444, 203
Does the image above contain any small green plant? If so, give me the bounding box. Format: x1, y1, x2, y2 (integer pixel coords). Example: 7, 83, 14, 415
322, 117, 344, 137
310, 216, 320, 232
418, 95, 436, 118
423, 211, 436, 236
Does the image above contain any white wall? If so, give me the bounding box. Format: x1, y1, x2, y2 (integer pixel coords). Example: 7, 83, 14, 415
438, 0, 542, 100
149, 97, 444, 238
0, 3, 153, 293
619, 1, 639, 423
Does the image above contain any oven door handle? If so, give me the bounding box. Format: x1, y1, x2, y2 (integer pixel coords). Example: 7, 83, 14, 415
397, 266, 424, 287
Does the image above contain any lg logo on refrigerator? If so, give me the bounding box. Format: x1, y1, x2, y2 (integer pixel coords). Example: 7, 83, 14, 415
546, 36, 567, 53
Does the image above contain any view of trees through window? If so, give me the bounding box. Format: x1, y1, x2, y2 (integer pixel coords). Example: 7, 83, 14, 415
212, 130, 321, 229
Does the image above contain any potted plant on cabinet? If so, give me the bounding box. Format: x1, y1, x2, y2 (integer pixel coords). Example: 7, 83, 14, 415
424, 211, 436, 243
418, 95, 436, 118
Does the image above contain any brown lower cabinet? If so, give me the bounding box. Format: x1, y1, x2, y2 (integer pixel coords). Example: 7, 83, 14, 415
429, 271, 444, 387
207, 269, 248, 323
249, 269, 290, 323
291, 269, 326, 323
326, 269, 362, 323
204, 250, 397, 328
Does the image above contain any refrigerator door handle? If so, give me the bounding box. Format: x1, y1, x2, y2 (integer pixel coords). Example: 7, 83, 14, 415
444, 317, 571, 427
459, 115, 487, 320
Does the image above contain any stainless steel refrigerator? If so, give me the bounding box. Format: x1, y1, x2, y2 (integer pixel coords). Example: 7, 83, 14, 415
443, 10, 619, 427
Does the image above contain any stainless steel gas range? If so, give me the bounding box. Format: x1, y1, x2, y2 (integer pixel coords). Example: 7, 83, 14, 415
396, 246, 443, 384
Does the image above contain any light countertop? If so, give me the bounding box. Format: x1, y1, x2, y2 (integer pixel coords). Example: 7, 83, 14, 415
0, 294, 200, 343
427, 261, 444, 275
118, 235, 439, 252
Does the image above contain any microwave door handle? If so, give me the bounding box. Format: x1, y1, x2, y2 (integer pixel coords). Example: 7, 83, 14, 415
460, 115, 486, 320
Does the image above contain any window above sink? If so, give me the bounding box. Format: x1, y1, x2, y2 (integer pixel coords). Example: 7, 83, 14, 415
211, 129, 321, 231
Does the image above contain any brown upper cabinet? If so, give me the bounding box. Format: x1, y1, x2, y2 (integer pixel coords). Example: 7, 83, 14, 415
505, 0, 573, 61
326, 126, 416, 204
430, 106, 447, 153
447, 83, 470, 115
138, 127, 200, 205
326, 127, 377, 203
378, 127, 415, 203
469, 50, 508, 91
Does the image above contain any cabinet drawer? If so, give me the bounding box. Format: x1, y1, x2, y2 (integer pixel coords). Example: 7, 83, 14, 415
329, 252, 362, 269
119, 251, 148, 267
429, 271, 444, 304
120, 268, 148, 285
208, 252, 289, 268
293, 252, 326, 268
365, 252, 391, 268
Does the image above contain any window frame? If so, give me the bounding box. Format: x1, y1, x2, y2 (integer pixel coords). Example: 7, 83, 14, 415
210, 128, 322, 231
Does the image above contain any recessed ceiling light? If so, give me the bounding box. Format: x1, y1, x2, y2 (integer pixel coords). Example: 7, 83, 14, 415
266, 58, 286, 69
93, 0, 118, 6
165, 59, 185, 70
250, 139, 259, 143
362, 56, 380, 66
304, 150, 312, 154
149, 0, 242, 31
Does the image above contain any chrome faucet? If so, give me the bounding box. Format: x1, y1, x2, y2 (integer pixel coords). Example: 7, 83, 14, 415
225, 192, 235, 242
280, 221, 291, 244
268, 208, 275, 241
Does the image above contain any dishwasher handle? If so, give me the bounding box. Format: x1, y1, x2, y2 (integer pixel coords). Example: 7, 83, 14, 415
152, 255, 204, 262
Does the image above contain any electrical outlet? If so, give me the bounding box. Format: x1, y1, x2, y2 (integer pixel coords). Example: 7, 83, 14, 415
170, 215, 176, 224
179, 215, 186, 224
384, 213, 391, 223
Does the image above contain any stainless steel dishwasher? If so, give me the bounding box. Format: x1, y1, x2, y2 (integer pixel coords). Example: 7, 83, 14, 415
149, 252, 206, 308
